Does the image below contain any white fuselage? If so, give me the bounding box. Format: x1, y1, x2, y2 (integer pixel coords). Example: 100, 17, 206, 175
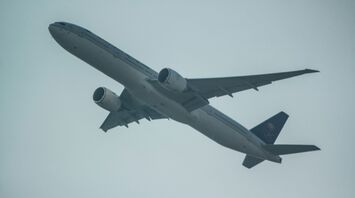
49, 22, 280, 162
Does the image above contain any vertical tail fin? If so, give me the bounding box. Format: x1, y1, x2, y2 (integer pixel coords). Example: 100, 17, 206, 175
250, 111, 288, 144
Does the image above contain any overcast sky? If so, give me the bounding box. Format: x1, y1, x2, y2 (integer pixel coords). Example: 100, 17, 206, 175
1, 0, 354, 197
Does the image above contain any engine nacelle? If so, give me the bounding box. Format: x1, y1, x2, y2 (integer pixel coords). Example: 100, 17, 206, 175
158, 68, 187, 92
93, 87, 122, 112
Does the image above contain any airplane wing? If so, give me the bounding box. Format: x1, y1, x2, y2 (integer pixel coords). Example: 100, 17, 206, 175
187, 69, 319, 99
100, 89, 166, 132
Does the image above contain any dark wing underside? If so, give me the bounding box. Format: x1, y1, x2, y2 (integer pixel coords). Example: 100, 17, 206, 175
100, 89, 166, 132
146, 69, 318, 113
187, 69, 319, 99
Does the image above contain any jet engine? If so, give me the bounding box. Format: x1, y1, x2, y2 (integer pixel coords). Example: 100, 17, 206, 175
158, 68, 187, 92
93, 87, 122, 112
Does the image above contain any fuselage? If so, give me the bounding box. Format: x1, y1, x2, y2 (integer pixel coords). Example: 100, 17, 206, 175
49, 22, 281, 162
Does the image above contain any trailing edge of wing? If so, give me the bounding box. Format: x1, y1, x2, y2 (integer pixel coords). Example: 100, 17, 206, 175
187, 69, 319, 99
100, 107, 166, 132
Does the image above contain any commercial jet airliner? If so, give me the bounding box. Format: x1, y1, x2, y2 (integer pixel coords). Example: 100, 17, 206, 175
49, 22, 320, 168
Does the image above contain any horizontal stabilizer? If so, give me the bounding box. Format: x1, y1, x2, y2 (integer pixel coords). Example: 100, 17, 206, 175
242, 155, 265, 169
264, 144, 320, 155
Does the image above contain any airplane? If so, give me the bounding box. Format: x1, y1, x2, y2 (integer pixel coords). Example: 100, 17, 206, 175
49, 22, 320, 168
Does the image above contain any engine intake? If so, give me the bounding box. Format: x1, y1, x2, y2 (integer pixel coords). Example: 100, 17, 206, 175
93, 87, 122, 112
158, 68, 187, 92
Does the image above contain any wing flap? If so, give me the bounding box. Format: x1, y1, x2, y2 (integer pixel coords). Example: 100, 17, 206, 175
100, 110, 130, 131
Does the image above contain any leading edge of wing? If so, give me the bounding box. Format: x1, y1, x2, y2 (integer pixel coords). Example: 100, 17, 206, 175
187, 68, 319, 99
187, 69, 319, 84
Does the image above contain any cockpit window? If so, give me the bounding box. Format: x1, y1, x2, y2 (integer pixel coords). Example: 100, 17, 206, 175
58, 22, 66, 26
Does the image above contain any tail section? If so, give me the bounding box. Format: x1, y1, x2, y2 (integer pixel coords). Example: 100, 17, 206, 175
263, 144, 320, 155
250, 111, 288, 144
242, 112, 320, 169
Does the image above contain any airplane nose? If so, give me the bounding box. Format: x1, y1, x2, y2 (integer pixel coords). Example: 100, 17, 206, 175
49, 22, 78, 51
48, 23, 54, 32
48, 22, 69, 46
48, 22, 69, 42
48, 23, 59, 37
48, 22, 67, 36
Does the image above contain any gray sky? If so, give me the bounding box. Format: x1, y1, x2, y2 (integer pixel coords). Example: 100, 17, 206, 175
1, 0, 354, 197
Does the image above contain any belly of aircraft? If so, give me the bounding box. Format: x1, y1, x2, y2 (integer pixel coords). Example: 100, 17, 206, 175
131, 85, 264, 158
190, 110, 257, 154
